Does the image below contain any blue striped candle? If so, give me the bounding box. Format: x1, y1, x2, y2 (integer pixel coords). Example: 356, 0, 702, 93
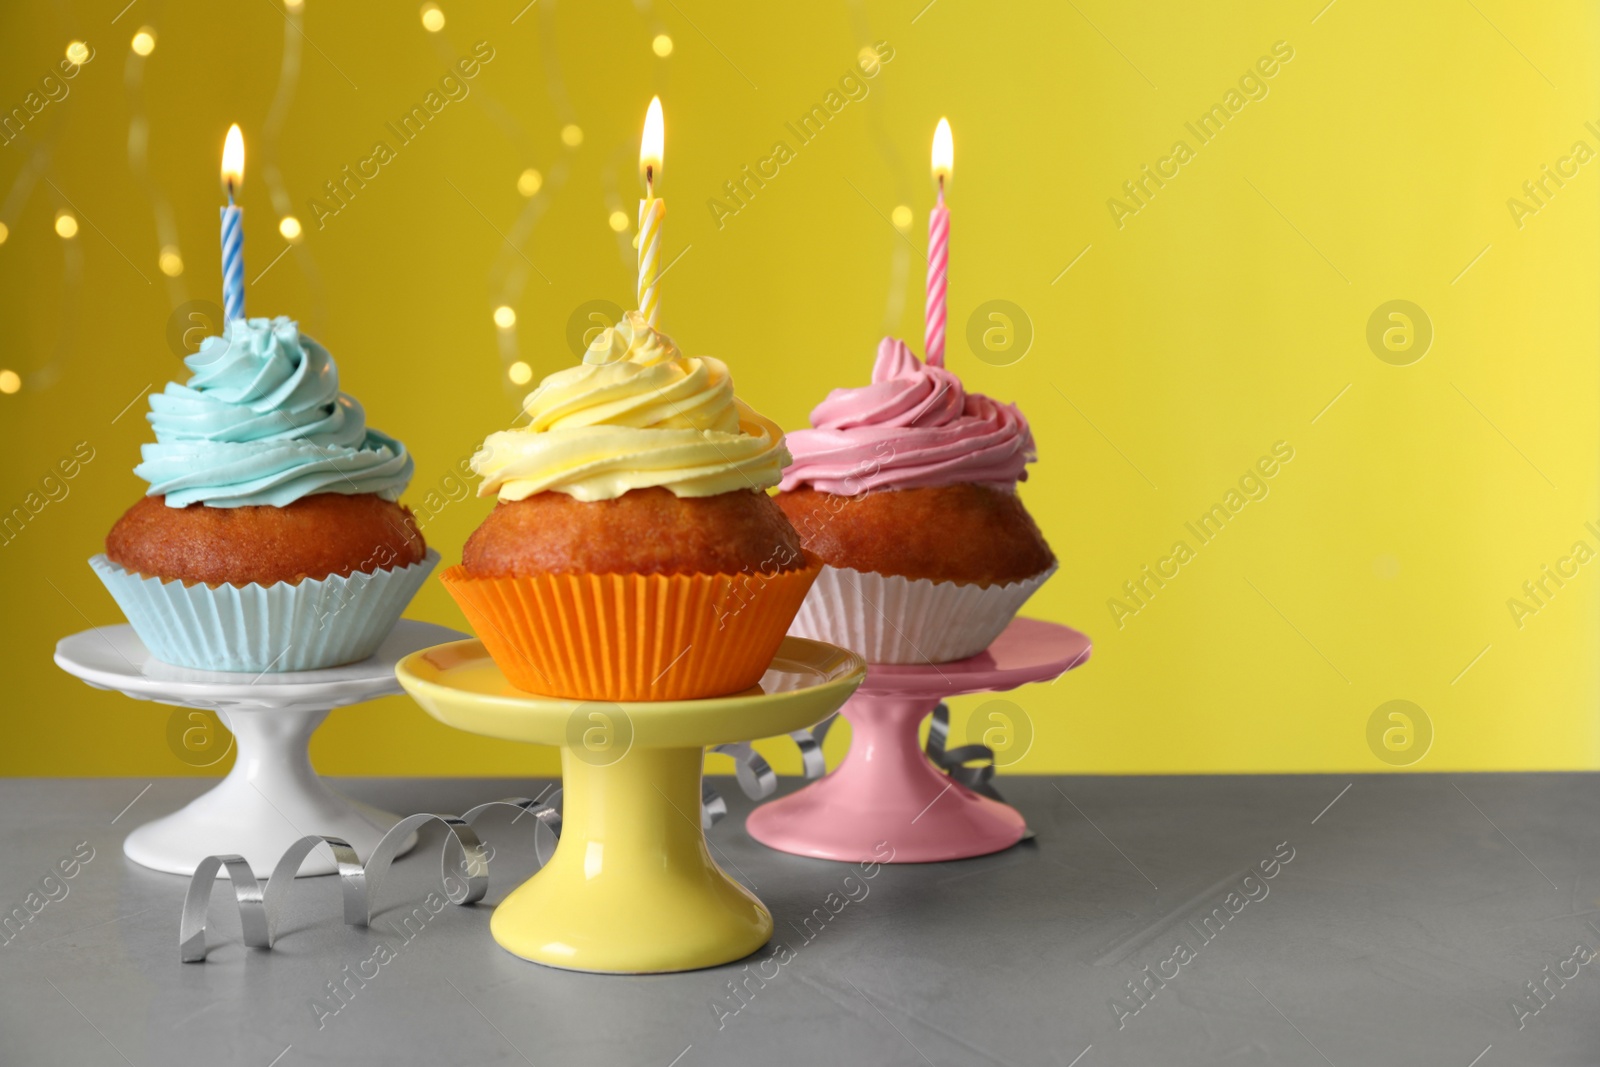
220, 204, 244, 323
220, 124, 245, 324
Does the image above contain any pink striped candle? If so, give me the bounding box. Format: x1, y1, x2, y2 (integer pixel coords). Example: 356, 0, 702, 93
925, 118, 953, 367
925, 196, 948, 367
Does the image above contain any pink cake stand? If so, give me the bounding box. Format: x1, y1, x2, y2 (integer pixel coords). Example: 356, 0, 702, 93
746, 617, 1091, 864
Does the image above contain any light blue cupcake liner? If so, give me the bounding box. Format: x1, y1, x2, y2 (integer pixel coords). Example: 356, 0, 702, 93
89, 550, 438, 673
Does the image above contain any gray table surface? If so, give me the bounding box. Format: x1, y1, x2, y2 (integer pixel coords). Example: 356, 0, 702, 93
1, 773, 1596, 1066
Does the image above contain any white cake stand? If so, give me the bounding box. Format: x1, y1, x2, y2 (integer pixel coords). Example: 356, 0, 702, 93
55, 619, 465, 878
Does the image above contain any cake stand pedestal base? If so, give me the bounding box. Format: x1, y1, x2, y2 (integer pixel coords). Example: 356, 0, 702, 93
56, 620, 465, 878
491, 747, 771, 973
747, 617, 1092, 864
121, 706, 411, 878
397, 636, 866, 974
746, 695, 1028, 863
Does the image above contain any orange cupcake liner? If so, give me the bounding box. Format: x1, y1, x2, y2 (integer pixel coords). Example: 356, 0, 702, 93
439, 560, 821, 700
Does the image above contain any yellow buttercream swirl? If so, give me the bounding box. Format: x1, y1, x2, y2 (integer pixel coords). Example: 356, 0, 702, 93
472, 312, 791, 502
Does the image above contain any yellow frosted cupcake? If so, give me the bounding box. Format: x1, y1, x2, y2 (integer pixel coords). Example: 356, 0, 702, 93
443, 312, 817, 699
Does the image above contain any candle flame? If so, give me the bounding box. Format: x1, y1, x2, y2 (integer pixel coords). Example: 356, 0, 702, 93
930, 117, 953, 185
639, 96, 664, 184
221, 124, 245, 190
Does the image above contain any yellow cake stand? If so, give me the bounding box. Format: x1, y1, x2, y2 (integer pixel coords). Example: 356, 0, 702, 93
395, 636, 865, 974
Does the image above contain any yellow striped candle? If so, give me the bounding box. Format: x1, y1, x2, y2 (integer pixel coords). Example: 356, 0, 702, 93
637, 97, 665, 327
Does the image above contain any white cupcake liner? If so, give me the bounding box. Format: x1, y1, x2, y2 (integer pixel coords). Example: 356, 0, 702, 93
89, 549, 437, 673
788, 562, 1056, 664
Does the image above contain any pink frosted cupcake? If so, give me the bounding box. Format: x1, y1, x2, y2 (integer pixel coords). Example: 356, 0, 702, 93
775, 337, 1055, 663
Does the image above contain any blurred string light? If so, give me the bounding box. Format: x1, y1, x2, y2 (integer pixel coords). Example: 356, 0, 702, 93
635, 0, 675, 85
126, 15, 189, 309
600, 143, 634, 270
847, 0, 914, 334
420, 1, 576, 393
420, 3, 445, 32
38, 180, 85, 394
260, 0, 326, 332
0, 34, 89, 395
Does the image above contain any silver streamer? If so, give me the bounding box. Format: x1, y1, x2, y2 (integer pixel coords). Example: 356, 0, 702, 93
926, 704, 1033, 838
778, 705, 1007, 797
782, 705, 1012, 803
179, 793, 560, 963
709, 742, 777, 801
699, 780, 727, 831
924, 702, 1006, 802
789, 715, 838, 780
180, 765, 780, 961
702, 742, 777, 828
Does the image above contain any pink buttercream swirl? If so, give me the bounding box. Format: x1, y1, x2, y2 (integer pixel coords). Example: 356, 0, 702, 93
778, 337, 1035, 494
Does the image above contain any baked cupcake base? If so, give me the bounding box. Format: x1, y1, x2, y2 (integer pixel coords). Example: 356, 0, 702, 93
107, 493, 426, 586
775, 483, 1053, 584
464, 487, 802, 578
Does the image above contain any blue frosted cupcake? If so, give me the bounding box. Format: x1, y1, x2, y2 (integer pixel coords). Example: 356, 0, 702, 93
92, 317, 435, 672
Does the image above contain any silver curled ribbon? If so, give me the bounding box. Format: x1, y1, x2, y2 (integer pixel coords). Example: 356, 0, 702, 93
699, 780, 729, 828
781, 705, 1010, 802
702, 741, 778, 828
702, 725, 835, 819
925, 702, 1006, 802
179, 791, 561, 963
925, 703, 1033, 838
788, 716, 837, 781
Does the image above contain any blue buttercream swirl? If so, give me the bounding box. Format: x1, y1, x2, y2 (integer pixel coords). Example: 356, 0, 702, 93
136, 317, 414, 508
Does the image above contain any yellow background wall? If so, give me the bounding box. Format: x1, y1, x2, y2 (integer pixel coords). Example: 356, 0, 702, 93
2, 1, 1595, 778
